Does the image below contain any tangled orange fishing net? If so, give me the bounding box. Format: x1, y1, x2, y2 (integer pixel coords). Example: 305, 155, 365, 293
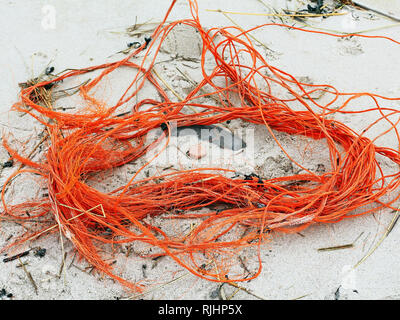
2, 0, 400, 292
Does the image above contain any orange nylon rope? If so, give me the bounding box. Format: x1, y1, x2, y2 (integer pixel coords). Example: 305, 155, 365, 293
2, 0, 400, 291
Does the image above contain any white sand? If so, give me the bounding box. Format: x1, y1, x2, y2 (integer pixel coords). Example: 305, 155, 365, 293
1, 0, 400, 300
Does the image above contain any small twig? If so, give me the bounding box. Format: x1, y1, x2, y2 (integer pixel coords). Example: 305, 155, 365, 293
318, 243, 354, 252
292, 293, 311, 300
68, 251, 77, 270
58, 252, 68, 278
238, 255, 251, 276
206, 9, 348, 18
318, 231, 365, 252
53, 78, 91, 98
16, 261, 29, 268
353, 231, 365, 244
3, 250, 30, 263
226, 286, 241, 300
70, 263, 87, 273
18, 257, 38, 295
226, 282, 266, 300
152, 68, 183, 102
353, 209, 400, 269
